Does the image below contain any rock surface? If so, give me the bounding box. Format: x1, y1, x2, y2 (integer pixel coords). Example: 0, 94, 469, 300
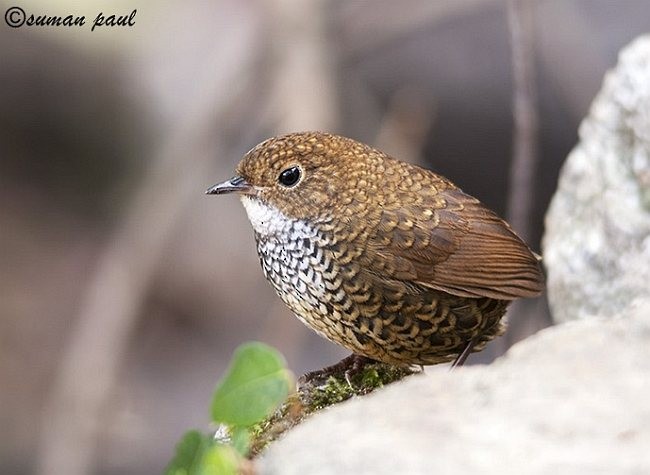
258, 298, 650, 474
543, 36, 650, 324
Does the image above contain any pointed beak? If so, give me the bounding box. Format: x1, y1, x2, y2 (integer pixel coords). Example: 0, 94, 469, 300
205, 175, 253, 195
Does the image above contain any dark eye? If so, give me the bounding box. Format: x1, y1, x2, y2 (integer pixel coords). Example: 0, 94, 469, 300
278, 166, 301, 187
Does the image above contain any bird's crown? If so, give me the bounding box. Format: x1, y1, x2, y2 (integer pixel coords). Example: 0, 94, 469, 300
234, 131, 384, 220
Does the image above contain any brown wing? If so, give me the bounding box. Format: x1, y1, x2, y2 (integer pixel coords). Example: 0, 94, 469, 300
365, 185, 544, 300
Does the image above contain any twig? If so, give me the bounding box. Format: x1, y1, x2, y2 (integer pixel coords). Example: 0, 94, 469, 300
505, 0, 549, 349
506, 0, 538, 243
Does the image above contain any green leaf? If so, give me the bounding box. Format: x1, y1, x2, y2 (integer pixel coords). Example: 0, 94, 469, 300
164, 430, 210, 475
165, 431, 242, 475
229, 426, 251, 456
199, 444, 240, 475
211, 342, 293, 427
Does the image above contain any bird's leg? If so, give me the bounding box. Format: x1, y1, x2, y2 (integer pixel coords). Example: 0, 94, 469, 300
300, 353, 374, 385
449, 337, 477, 371
343, 354, 375, 388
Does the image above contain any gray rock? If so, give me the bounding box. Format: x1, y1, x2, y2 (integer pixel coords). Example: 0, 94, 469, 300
258, 298, 650, 475
543, 36, 650, 324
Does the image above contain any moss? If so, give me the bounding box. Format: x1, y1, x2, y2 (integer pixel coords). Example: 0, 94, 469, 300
247, 361, 418, 457
360, 367, 382, 387
308, 376, 354, 411
247, 392, 305, 456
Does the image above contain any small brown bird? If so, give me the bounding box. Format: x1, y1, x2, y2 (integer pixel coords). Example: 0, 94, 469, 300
207, 132, 543, 368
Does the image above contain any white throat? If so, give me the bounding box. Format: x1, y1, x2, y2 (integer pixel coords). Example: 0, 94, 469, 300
240, 196, 320, 242
240, 196, 294, 237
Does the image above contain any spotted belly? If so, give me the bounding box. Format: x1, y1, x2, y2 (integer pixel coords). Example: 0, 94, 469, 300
255, 231, 508, 365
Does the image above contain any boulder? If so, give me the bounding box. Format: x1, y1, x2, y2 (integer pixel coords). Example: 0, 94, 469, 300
543, 36, 650, 324
258, 298, 650, 474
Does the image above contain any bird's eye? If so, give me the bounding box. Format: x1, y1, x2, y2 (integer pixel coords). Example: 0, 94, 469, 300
278, 166, 301, 187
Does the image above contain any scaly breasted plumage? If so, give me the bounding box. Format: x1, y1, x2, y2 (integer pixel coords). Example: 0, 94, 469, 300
207, 132, 544, 365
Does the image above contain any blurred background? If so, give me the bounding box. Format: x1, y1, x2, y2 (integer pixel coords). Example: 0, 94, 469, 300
2, 0, 649, 473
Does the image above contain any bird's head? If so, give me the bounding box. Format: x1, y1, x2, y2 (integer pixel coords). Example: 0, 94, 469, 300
207, 132, 380, 232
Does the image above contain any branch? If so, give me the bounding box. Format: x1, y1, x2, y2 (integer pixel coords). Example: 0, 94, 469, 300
506, 0, 538, 243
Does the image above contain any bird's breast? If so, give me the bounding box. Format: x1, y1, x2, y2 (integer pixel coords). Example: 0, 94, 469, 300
240, 196, 337, 324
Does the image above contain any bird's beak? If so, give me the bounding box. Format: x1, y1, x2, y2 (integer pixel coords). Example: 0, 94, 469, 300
205, 175, 253, 195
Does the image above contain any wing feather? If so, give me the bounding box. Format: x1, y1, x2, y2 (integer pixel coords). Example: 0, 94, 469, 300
368, 184, 544, 300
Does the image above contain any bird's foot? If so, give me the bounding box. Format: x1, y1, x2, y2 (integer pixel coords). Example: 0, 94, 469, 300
299, 354, 374, 386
